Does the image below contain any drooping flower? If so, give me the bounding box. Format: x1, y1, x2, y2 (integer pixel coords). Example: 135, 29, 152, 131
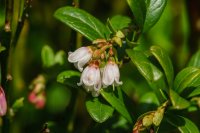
102, 61, 122, 88
28, 75, 46, 109
77, 63, 101, 97
68, 47, 93, 72
28, 91, 46, 109
0, 86, 7, 116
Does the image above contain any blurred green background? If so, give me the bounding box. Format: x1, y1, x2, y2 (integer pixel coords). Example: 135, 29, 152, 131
0, 0, 200, 132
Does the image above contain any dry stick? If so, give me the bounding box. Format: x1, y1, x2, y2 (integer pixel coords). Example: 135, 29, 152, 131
1, 0, 28, 132
0, 0, 13, 132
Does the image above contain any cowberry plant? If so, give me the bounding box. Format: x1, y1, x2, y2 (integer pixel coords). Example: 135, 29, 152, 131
0, 0, 200, 132
53, 0, 200, 133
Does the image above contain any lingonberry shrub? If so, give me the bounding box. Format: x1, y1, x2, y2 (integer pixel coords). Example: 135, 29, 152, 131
53, 1, 200, 132
0, 0, 200, 133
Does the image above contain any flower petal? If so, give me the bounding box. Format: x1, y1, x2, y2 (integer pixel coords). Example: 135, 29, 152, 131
76, 53, 92, 71
68, 47, 90, 63
0, 87, 7, 116
102, 64, 115, 86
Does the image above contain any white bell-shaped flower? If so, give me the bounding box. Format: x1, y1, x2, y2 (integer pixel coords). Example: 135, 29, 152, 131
68, 47, 92, 72
102, 61, 122, 88
77, 64, 101, 97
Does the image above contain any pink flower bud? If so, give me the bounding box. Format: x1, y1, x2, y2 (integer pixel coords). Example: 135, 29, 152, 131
28, 91, 46, 109
78, 64, 101, 97
68, 47, 92, 72
0, 86, 7, 116
28, 92, 37, 103
102, 61, 122, 88
28, 82, 46, 109
35, 92, 46, 109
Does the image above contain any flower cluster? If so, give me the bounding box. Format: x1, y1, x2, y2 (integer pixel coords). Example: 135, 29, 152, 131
68, 39, 122, 97
28, 75, 46, 109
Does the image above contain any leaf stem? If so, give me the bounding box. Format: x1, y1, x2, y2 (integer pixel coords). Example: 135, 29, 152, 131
76, 33, 82, 48
72, 0, 79, 8
132, 30, 141, 42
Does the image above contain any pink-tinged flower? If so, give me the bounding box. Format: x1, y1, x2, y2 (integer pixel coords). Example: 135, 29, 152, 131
77, 64, 101, 97
102, 61, 122, 88
28, 91, 46, 109
28, 82, 46, 109
68, 47, 93, 72
0, 86, 7, 116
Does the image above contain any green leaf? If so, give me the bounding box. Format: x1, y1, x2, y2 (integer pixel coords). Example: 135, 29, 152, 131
174, 67, 200, 93
110, 15, 131, 31
19, 0, 25, 20
127, 0, 167, 32
57, 70, 80, 88
126, 49, 163, 82
86, 97, 114, 123
169, 89, 190, 110
41, 45, 55, 67
143, 0, 167, 32
54, 6, 110, 41
0, 46, 6, 53
54, 51, 67, 65
167, 114, 200, 133
12, 97, 24, 112
126, 49, 167, 102
187, 86, 200, 98
127, 0, 146, 28
150, 45, 174, 88
101, 90, 133, 123
139, 92, 159, 105
188, 50, 200, 67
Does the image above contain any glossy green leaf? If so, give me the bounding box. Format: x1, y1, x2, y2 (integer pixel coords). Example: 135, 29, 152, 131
139, 92, 159, 105
126, 49, 167, 102
120, 62, 151, 97
150, 45, 174, 87
19, 0, 25, 21
41, 45, 55, 67
169, 89, 190, 110
167, 115, 200, 133
127, 0, 146, 28
54, 6, 110, 41
127, 0, 167, 32
143, 0, 167, 32
126, 49, 163, 82
57, 70, 80, 88
187, 86, 200, 98
149, 78, 167, 103
188, 50, 200, 67
101, 90, 133, 123
174, 67, 200, 93
86, 97, 114, 123
54, 51, 67, 65
110, 15, 131, 31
